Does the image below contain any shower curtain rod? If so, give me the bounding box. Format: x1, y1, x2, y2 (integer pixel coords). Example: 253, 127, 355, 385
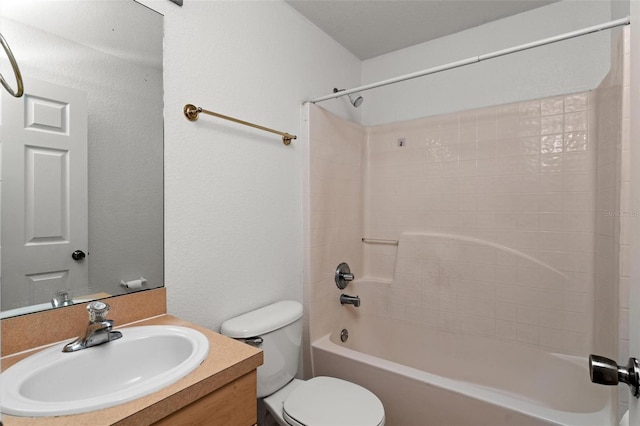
310, 16, 630, 104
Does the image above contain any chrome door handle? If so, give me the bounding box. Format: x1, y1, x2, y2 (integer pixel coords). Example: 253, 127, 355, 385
589, 354, 640, 398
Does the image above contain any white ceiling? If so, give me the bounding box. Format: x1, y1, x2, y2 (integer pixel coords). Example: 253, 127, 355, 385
285, 0, 560, 60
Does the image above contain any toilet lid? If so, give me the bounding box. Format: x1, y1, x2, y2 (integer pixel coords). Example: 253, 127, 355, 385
283, 376, 385, 426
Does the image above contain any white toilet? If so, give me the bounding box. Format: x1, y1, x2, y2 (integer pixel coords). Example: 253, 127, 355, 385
221, 300, 385, 426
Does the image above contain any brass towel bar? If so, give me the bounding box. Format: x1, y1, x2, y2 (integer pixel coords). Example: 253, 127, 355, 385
183, 104, 297, 146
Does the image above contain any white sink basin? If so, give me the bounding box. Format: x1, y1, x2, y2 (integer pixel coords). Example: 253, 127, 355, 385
1, 325, 210, 417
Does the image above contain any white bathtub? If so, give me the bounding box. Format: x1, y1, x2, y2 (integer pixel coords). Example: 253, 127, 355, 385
312, 316, 613, 426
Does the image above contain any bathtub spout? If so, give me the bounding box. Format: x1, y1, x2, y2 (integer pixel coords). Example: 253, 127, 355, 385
340, 294, 360, 307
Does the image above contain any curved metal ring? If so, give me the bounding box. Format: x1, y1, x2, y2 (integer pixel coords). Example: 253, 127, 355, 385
0, 33, 24, 98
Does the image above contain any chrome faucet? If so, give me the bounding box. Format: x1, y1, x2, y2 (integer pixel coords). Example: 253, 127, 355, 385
340, 294, 361, 307
51, 290, 74, 308
62, 301, 122, 352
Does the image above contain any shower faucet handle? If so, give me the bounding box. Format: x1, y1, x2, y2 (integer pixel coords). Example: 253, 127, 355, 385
335, 262, 355, 289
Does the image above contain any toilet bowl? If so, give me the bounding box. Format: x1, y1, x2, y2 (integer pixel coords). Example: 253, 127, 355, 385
264, 377, 384, 426
220, 300, 385, 426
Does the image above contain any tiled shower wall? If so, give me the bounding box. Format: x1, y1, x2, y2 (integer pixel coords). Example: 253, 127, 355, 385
594, 27, 629, 416
304, 105, 365, 348
593, 28, 625, 362
360, 92, 597, 355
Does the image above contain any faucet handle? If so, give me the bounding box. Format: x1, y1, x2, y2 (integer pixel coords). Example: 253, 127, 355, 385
51, 290, 73, 308
335, 262, 355, 289
87, 301, 110, 322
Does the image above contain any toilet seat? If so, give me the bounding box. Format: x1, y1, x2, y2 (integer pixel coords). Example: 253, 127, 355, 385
282, 376, 385, 426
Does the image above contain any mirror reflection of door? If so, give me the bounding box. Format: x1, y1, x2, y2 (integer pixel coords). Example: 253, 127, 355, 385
1, 78, 88, 310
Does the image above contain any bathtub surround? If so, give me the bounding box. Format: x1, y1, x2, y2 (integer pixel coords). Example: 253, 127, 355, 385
303, 105, 365, 348
361, 91, 598, 355
593, 26, 631, 418
308, 27, 629, 352
308, 89, 602, 353
306, 29, 628, 423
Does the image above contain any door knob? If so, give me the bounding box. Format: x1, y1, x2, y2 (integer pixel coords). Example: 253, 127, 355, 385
589, 354, 640, 398
71, 250, 86, 261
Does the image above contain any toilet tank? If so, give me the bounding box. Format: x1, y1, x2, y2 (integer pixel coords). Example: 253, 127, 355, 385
220, 300, 303, 398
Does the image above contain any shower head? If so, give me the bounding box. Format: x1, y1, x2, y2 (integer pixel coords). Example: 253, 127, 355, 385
348, 93, 364, 108
333, 88, 364, 108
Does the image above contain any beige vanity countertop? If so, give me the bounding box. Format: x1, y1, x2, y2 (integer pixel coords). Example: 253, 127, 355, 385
1, 314, 263, 426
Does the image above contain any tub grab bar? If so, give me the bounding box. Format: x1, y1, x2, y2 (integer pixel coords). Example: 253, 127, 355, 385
362, 238, 399, 245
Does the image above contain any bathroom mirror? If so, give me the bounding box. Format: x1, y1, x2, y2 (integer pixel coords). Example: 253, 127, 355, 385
0, 0, 164, 317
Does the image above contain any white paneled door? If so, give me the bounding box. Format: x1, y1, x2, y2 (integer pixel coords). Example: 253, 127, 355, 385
1, 79, 88, 309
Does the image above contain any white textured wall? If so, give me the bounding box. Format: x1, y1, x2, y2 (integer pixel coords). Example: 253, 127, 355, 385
137, 0, 361, 331
359, 1, 613, 126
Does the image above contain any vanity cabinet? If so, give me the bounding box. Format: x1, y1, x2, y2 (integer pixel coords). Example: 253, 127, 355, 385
152, 371, 257, 426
